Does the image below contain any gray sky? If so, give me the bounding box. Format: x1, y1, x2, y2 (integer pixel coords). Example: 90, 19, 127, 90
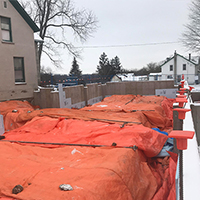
42, 0, 193, 75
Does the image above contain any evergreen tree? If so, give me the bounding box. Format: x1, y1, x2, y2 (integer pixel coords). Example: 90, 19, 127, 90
69, 57, 82, 77
110, 56, 122, 74
96, 53, 122, 76
96, 52, 110, 76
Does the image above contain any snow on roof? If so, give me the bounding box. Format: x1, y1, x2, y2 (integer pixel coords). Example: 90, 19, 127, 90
187, 56, 199, 65
116, 73, 134, 81
34, 32, 43, 43
149, 72, 162, 76
159, 53, 200, 67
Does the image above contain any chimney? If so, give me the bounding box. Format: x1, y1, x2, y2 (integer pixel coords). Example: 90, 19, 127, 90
189, 53, 191, 61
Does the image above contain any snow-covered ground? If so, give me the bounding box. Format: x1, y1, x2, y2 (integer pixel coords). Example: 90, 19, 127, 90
183, 85, 200, 200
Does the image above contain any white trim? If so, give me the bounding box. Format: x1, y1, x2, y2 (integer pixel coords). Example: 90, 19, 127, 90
15, 82, 27, 85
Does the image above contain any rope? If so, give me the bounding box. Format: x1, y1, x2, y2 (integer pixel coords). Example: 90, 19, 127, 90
0, 140, 138, 150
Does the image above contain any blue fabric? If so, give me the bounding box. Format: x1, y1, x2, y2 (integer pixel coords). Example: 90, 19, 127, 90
153, 128, 174, 157
152, 128, 168, 136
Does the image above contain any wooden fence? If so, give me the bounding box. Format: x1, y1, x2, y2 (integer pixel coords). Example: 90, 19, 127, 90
33, 80, 176, 109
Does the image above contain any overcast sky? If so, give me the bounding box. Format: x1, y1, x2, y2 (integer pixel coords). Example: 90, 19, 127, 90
42, 0, 193, 75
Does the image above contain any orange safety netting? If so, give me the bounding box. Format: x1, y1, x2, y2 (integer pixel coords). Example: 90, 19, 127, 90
0, 95, 177, 200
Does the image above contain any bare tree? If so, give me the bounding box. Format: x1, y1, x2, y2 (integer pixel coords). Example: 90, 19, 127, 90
20, 0, 98, 71
181, 0, 200, 52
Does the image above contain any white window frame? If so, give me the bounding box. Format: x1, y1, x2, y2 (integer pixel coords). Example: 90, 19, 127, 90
1, 16, 12, 42
14, 57, 25, 83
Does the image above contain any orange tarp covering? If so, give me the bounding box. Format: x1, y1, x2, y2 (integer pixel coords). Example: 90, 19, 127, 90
3, 117, 167, 157
0, 143, 177, 200
0, 95, 173, 132
82, 95, 173, 119
0, 95, 177, 199
82, 95, 173, 132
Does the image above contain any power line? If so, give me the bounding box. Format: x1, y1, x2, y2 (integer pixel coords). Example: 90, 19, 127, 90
75, 41, 180, 49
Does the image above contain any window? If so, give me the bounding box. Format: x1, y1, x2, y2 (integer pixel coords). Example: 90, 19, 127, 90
167, 75, 173, 79
1, 16, 12, 42
170, 65, 173, 71
14, 57, 25, 83
183, 64, 186, 70
3, 1, 7, 8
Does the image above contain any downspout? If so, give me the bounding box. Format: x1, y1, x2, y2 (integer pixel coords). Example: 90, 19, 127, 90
34, 38, 44, 86
198, 57, 200, 84
35, 41, 40, 86
174, 50, 177, 85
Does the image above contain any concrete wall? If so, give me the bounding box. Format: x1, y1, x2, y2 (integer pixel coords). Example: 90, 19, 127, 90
33, 80, 176, 109
191, 104, 200, 146
0, 1, 38, 101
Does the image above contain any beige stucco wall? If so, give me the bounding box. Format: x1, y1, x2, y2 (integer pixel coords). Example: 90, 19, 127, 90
0, 0, 38, 101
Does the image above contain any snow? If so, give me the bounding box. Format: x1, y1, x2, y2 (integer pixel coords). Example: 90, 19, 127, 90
34, 32, 43, 43
183, 85, 200, 200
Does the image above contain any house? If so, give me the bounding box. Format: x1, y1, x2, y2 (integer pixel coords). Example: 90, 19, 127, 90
111, 73, 134, 82
111, 74, 122, 82
160, 51, 199, 85
0, 0, 40, 101
148, 72, 162, 81
133, 75, 148, 81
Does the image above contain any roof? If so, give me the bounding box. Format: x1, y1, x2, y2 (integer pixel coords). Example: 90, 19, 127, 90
160, 53, 197, 68
9, 0, 39, 32
115, 73, 134, 81
112, 74, 122, 80
149, 72, 162, 76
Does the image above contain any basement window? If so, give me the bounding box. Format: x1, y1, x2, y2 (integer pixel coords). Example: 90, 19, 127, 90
14, 57, 25, 83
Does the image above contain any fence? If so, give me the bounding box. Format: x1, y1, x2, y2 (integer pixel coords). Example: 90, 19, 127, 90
33, 80, 176, 109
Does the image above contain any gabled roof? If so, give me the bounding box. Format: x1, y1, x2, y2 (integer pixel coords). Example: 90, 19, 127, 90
115, 73, 134, 81
160, 53, 197, 67
112, 75, 122, 81
9, 0, 39, 32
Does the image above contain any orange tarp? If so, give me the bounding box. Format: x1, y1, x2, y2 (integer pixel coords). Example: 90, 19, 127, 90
3, 117, 168, 157
82, 95, 173, 119
0, 95, 177, 199
0, 142, 176, 200
0, 95, 173, 132
82, 95, 173, 132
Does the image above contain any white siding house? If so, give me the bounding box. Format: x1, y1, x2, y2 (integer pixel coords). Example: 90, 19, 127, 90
160, 51, 198, 85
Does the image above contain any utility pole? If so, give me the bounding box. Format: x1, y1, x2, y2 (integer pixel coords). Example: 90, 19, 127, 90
174, 50, 177, 85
